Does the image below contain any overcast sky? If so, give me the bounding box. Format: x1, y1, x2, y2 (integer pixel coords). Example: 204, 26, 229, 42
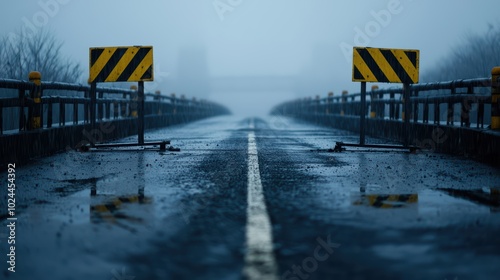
1, 0, 499, 116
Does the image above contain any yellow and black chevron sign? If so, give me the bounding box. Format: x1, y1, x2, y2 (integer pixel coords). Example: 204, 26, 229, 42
353, 194, 418, 208
352, 47, 419, 84
88, 46, 154, 83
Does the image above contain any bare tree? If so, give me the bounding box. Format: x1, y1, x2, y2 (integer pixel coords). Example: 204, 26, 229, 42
0, 29, 81, 82
423, 23, 500, 82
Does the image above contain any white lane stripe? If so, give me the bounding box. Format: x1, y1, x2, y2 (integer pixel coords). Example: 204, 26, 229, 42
244, 126, 279, 280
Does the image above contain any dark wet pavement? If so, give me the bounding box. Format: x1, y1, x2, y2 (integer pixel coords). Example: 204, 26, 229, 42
1, 116, 499, 280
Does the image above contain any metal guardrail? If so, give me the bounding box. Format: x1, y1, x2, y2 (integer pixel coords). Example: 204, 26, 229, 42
0, 78, 229, 134
272, 78, 493, 129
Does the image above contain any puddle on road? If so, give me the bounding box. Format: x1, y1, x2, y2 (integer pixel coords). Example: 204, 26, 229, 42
53, 174, 120, 196
284, 183, 496, 230
352, 193, 418, 209
350, 187, 498, 214
90, 194, 153, 226
372, 243, 433, 262
419, 188, 500, 214
437, 187, 500, 211
47, 170, 207, 230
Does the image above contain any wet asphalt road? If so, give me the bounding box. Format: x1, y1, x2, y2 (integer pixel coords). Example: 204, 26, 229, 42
1, 115, 500, 280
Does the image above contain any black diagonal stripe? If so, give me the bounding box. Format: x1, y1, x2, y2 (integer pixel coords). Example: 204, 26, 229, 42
353, 66, 364, 80
91, 203, 118, 213
119, 197, 132, 203
93, 48, 128, 83
399, 194, 412, 202
405, 51, 418, 68
90, 48, 104, 68
141, 65, 153, 80
117, 47, 151, 82
372, 195, 387, 208
357, 48, 389, 83
105, 203, 119, 212
380, 49, 413, 84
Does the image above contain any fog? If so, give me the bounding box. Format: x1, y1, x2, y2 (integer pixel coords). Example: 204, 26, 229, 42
1, 0, 499, 117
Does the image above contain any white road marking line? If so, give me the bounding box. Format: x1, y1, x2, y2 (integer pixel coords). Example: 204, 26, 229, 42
244, 120, 279, 280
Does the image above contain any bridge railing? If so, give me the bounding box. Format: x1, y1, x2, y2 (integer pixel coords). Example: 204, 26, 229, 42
272, 74, 500, 164
0, 78, 229, 134
273, 78, 492, 129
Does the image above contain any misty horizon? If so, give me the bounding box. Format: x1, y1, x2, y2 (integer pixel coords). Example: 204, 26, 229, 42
2, 0, 500, 116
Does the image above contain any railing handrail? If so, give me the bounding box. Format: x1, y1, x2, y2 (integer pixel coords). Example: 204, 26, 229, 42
289, 77, 492, 105
271, 76, 495, 130
0, 78, 175, 101
0, 78, 35, 90
410, 78, 491, 92
0, 77, 230, 134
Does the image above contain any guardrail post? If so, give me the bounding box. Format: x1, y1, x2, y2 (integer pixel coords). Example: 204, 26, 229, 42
97, 90, 103, 120
360, 82, 366, 145
138, 81, 145, 145
378, 89, 384, 117
47, 98, 53, 128
492, 67, 500, 130
73, 99, 78, 125
59, 97, 65, 126
18, 88, 26, 131
315, 95, 320, 116
171, 93, 177, 115
106, 100, 111, 120
28, 71, 42, 130
121, 90, 128, 118
84, 89, 89, 123
193, 97, 199, 119
461, 86, 473, 127
327, 92, 333, 114
89, 82, 97, 145
389, 91, 395, 119
423, 98, 429, 124
447, 85, 456, 126
130, 85, 138, 117
434, 99, 440, 125
181, 94, 186, 121
403, 83, 411, 147
155, 90, 162, 115
396, 94, 402, 121
413, 89, 419, 123
370, 85, 378, 118
113, 98, 119, 119
341, 90, 348, 116
296, 97, 307, 118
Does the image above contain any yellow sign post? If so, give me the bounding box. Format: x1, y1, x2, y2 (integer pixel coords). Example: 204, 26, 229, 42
350, 47, 420, 149
88, 46, 154, 146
